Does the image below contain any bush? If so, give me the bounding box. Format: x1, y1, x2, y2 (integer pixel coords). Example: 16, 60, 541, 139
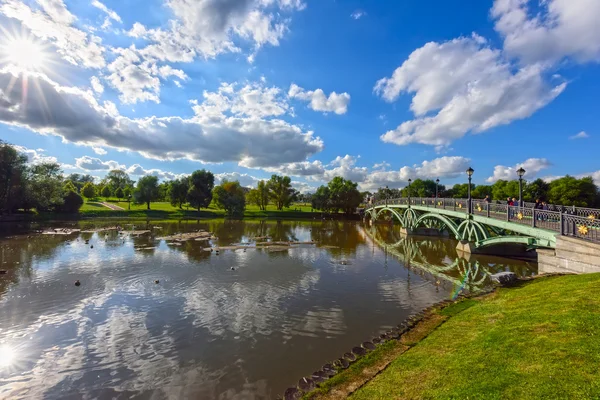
82, 182, 96, 199
60, 190, 84, 213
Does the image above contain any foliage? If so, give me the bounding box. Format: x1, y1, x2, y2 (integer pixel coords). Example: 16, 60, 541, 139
59, 190, 84, 213
312, 177, 362, 214
447, 183, 473, 199
546, 175, 598, 207
100, 185, 112, 198
524, 178, 550, 202
267, 175, 298, 210
81, 182, 96, 199
27, 163, 65, 211
168, 178, 189, 209
328, 177, 362, 214
490, 180, 519, 201
0, 141, 29, 213
115, 187, 124, 200
187, 169, 214, 211
106, 170, 133, 191
311, 185, 332, 212
401, 179, 443, 198
471, 184, 492, 199
374, 186, 401, 201
212, 180, 246, 216
63, 180, 77, 193
65, 173, 94, 191
246, 180, 269, 210
123, 186, 133, 198
134, 176, 159, 209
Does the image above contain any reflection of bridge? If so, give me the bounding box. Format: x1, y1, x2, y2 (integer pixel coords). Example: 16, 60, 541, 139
362, 225, 535, 293
365, 197, 600, 253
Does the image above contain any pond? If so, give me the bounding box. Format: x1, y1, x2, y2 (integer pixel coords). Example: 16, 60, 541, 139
0, 220, 536, 399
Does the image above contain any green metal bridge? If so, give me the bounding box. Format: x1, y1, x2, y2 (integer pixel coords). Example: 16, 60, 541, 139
364, 197, 600, 252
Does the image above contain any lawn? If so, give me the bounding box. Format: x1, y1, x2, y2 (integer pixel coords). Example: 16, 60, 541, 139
75, 200, 325, 219
349, 274, 600, 400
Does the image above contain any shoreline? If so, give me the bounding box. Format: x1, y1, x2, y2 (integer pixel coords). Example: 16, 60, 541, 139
279, 273, 599, 400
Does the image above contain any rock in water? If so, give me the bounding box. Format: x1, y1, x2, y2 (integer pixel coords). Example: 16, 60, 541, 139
298, 377, 315, 392
74, 280, 81, 286
155, 280, 160, 284
491, 271, 518, 286
362, 341, 376, 351
351, 346, 366, 356
284, 387, 301, 400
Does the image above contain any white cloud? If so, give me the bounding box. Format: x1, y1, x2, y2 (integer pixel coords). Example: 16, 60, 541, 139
0, 0, 106, 68
12, 145, 58, 164
91, 0, 122, 23
372, 162, 391, 170
90, 76, 104, 94
75, 156, 123, 171
0, 69, 323, 169
492, 0, 600, 64
126, 164, 187, 181
288, 84, 351, 115
376, 36, 566, 149
351, 10, 366, 20
486, 158, 552, 183
215, 172, 262, 187
92, 147, 107, 155
360, 156, 471, 191
569, 131, 589, 140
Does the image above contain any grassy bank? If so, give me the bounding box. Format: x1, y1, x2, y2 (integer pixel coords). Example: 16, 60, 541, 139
305, 274, 600, 399
3, 202, 338, 221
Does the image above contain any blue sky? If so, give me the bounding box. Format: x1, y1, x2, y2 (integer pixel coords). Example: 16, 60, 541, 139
1, 0, 599, 192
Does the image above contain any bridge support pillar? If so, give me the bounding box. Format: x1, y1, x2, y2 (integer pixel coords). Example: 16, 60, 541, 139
456, 240, 477, 254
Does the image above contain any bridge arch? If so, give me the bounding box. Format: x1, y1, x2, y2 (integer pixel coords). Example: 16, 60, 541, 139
413, 213, 460, 238
457, 219, 489, 242
374, 207, 405, 225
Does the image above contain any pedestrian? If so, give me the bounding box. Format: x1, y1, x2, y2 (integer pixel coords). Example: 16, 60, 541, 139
507, 197, 513, 206
484, 195, 490, 203
512, 197, 518, 208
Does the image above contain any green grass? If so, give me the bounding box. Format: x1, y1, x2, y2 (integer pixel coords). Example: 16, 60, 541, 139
73, 201, 326, 220
350, 274, 600, 400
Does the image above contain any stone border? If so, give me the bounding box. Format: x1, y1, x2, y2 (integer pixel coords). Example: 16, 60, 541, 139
279, 272, 573, 400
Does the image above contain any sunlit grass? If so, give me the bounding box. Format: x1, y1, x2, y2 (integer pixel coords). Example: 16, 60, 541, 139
350, 274, 600, 400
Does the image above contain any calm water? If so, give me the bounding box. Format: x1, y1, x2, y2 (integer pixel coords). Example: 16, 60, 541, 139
0, 220, 536, 399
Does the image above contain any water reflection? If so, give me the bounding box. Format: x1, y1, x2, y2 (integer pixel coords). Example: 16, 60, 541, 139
0, 220, 534, 399
365, 223, 537, 295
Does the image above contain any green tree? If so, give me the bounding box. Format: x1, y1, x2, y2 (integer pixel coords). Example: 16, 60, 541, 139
0, 142, 29, 213
472, 184, 492, 199
328, 177, 362, 214
547, 176, 599, 207
401, 179, 440, 198
59, 190, 84, 213
158, 181, 170, 201
168, 178, 189, 209
312, 185, 332, 212
212, 180, 246, 216
134, 176, 159, 210
490, 180, 519, 201
525, 178, 550, 202
101, 185, 112, 198
123, 186, 133, 198
81, 182, 96, 199
106, 170, 133, 191
267, 175, 297, 210
28, 163, 65, 211
246, 189, 261, 209
256, 180, 269, 210
375, 186, 401, 201
448, 183, 471, 199
63, 180, 78, 193
66, 173, 94, 191
115, 187, 124, 200
187, 170, 215, 211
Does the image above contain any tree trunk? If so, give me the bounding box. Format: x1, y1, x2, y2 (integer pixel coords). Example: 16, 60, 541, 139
147, 202, 150, 210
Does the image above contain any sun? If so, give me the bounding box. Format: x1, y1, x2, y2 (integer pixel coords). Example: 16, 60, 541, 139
2, 37, 47, 71
0, 344, 16, 368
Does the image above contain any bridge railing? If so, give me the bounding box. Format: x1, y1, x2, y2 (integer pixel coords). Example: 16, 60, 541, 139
368, 197, 600, 243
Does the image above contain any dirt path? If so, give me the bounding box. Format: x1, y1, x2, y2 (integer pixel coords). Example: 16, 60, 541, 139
99, 202, 125, 210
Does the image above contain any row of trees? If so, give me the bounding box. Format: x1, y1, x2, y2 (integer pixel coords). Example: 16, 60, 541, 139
371, 177, 600, 208
1, 142, 84, 213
